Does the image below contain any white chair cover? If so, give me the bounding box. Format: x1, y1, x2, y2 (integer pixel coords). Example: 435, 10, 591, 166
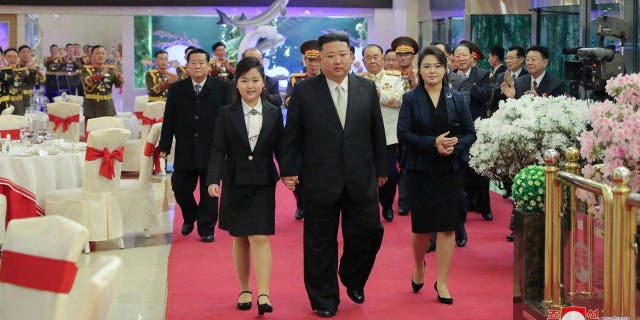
0, 216, 89, 320
1, 105, 14, 115
134, 95, 149, 125
53, 94, 84, 105
45, 128, 130, 242
86, 116, 125, 133
0, 194, 6, 246
117, 123, 162, 234
73, 256, 122, 320
0, 115, 26, 140
140, 101, 165, 143
47, 102, 82, 143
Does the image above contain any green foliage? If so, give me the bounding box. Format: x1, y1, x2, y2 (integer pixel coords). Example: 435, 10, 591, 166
512, 165, 546, 213
134, 16, 152, 90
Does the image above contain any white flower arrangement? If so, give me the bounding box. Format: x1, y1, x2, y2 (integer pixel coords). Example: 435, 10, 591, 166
470, 95, 590, 181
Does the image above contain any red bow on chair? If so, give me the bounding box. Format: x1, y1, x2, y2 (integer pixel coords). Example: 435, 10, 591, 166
142, 116, 163, 126
48, 114, 80, 132
0, 129, 20, 140
143, 142, 161, 174
0, 250, 78, 293
85, 146, 125, 180
134, 111, 144, 120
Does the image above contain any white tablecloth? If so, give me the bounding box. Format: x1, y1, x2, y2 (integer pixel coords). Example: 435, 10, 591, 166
0, 149, 84, 216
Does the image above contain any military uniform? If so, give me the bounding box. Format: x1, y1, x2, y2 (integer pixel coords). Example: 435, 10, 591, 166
284, 39, 321, 109
17, 63, 44, 115
145, 69, 178, 102
44, 56, 64, 101
0, 68, 13, 112
176, 65, 189, 80
391, 36, 420, 93
81, 64, 123, 119
209, 59, 235, 81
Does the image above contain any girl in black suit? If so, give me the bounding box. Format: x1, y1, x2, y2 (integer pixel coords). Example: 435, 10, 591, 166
397, 46, 476, 304
207, 57, 284, 315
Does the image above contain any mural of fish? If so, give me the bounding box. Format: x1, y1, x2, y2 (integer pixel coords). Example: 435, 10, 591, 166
216, 0, 289, 30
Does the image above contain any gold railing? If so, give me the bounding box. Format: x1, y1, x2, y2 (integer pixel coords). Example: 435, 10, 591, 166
543, 148, 638, 318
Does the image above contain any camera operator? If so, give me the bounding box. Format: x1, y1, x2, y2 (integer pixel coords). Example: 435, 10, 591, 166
501, 46, 566, 99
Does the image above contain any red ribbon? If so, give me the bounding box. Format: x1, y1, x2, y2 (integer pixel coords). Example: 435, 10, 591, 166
0, 250, 78, 294
143, 142, 161, 174
48, 114, 80, 132
0, 129, 20, 140
142, 116, 163, 126
85, 146, 124, 180
134, 111, 144, 120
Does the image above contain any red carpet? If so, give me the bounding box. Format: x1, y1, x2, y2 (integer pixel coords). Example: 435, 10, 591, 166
166, 185, 514, 319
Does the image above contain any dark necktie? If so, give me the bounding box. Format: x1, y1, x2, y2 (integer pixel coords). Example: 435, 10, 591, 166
194, 84, 202, 96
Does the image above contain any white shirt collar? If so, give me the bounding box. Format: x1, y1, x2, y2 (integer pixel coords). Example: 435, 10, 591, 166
242, 98, 263, 115
532, 71, 545, 87
191, 78, 207, 89
463, 68, 471, 78
511, 67, 523, 77
493, 64, 504, 73
326, 76, 349, 93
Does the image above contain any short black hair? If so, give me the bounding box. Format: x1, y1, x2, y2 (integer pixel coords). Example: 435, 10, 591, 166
417, 46, 448, 88
65, 43, 74, 48
317, 34, 350, 51
211, 42, 226, 52
187, 48, 210, 63
91, 45, 105, 53
4, 48, 17, 55
233, 57, 265, 103
362, 44, 383, 56
430, 41, 451, 54
18, 45, 31, 52
508, 46, 525, 58
185, 46, 196, 54
526, 45, 549, 59
50, 44, 59, 50
384, 48, 395, 56
489, 46, 504, 61
154, 50, 168, 58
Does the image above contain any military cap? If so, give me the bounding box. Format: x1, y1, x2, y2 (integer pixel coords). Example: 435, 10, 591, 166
391, 36, 419, 55
300, 40, 320, 59
459, 40, 485, 61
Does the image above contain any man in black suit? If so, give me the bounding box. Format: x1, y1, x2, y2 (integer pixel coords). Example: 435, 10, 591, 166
453, 42, 494, 224
241, 48, 282, 107
488, 46, 507, 81
501, 45, 566, 99
159, 48, 231, 242
280, 34, 387, 318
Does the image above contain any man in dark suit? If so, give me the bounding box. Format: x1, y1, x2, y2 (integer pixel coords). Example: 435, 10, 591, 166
501, 45, 566, 99
453, 41, 494, 224
159, 48, 231, 242
488, 46, 507, 81
241, 48, 282, 107
280, 34, 387, 318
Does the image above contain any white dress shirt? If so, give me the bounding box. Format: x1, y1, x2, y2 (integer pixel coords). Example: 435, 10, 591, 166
242, 98, 263, 151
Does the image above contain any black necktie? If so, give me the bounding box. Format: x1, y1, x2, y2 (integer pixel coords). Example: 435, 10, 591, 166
194, 84, 202, 96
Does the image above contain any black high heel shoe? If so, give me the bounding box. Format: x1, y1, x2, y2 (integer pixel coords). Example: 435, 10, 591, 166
257, 294, 273, 315
237, 291, 252, 310
434, 282, 453, 304
411, 260, 425, 293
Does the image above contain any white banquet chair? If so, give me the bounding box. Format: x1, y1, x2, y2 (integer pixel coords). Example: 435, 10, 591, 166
134, 95, 149, 125
117, 123, 163, 237
47, 101, 82, 143
86, 116, 125, 133
0, 115, 27, 140
73, 256, 122, 320
45, 128, 130, 253
0, 194, 6, 247
141, 101, 165, 143
0, 215, 89, 320
1, 105, 14, 115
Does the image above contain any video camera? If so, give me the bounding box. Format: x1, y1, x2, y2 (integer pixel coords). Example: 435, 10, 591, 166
562, 15, 630, 101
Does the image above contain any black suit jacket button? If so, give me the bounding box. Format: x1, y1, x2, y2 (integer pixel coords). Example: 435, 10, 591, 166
194, 115, 199, 120
248, 155, 254, 161
194, 132, 199, 138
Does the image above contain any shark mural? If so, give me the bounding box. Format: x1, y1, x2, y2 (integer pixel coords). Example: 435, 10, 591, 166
216, 0, 289, 31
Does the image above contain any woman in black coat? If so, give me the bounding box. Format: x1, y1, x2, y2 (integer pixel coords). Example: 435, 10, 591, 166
397, 46, 476, 304
207, 57, 284, 316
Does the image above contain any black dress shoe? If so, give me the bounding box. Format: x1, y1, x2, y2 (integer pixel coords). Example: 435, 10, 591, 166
434, 282, 453, 304
506, 231, 515, 242
502, 190, 512, 199
237, 291, 252, 310
201, 235, 215, 242
411, 260, 425, 293
398, 209, 409, 216
181, 223, 194, 235
455, 225, 467, 247
481, 211, 494, 221
315, 309, 337, 318
257, 294, 273, 315
346, 288, 365, 304
295, 208, 304, 220
382, 208, 394, 222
